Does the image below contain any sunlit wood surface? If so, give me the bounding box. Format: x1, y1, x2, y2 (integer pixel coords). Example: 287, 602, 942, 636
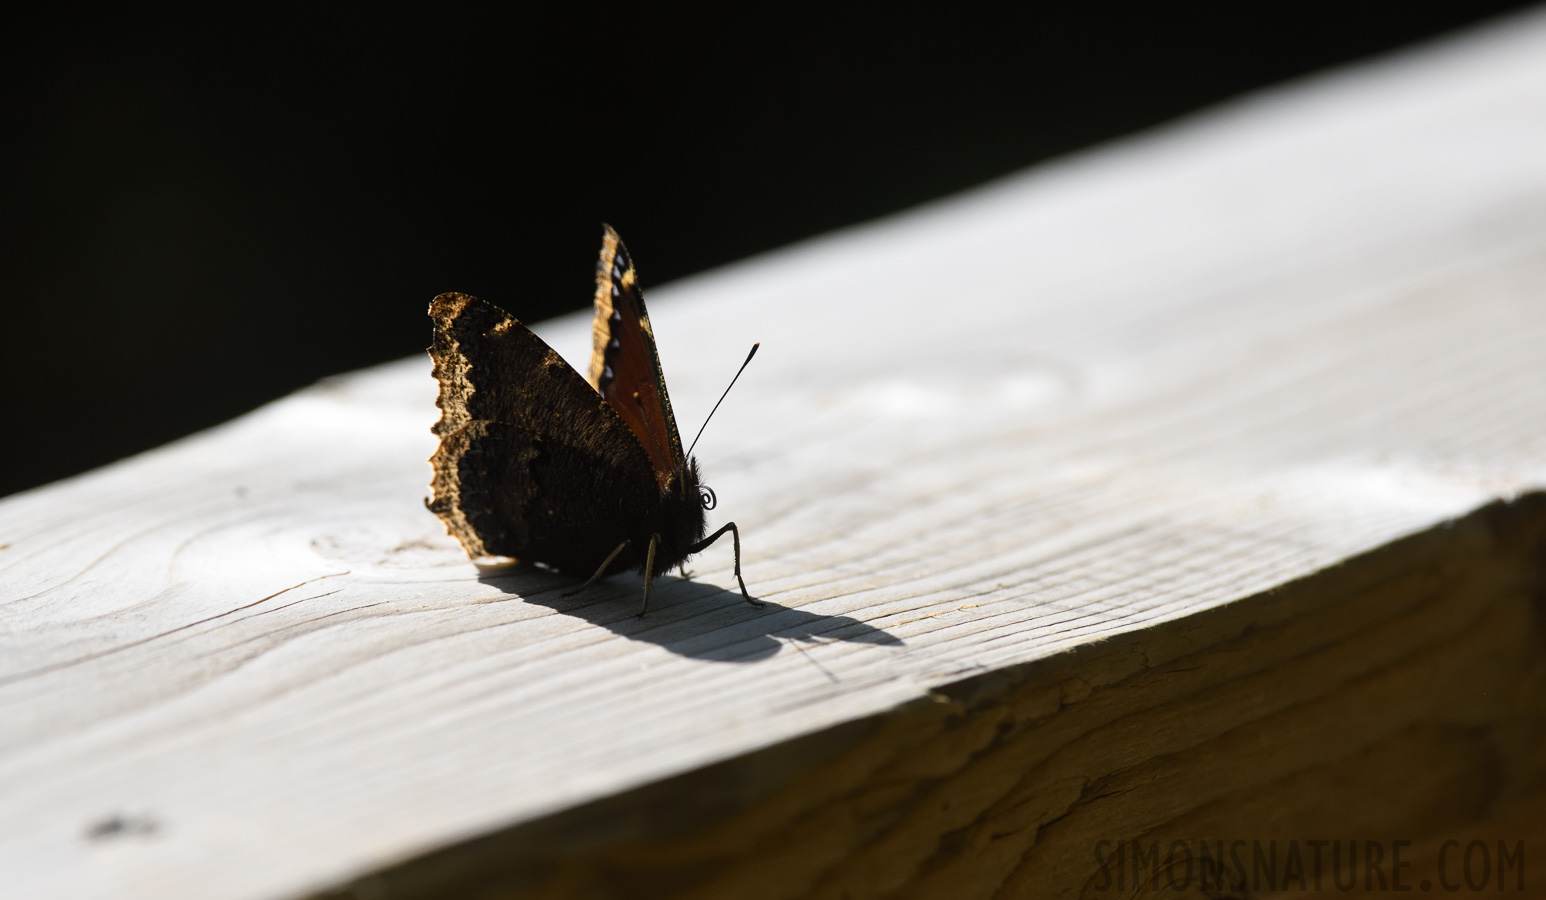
5, 11, 1546, 899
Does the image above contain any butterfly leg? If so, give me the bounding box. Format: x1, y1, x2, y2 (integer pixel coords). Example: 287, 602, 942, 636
638, 534, 661, 618
688, 522, 764, 609
563, 539, 630, 598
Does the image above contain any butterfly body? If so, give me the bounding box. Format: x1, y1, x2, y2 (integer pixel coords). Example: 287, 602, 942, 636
427, 227, 756, 614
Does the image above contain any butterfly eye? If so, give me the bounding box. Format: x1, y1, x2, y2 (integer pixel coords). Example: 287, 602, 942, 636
698, 485, 717, 510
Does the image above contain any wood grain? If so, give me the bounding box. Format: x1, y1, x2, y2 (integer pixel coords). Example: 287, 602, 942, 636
5, 10, 1546, 899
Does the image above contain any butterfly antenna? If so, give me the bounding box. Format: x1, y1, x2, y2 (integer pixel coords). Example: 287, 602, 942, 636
686, 343, 759, 460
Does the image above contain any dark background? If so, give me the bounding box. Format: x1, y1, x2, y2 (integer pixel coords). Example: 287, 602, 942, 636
0, 4, 1533, 500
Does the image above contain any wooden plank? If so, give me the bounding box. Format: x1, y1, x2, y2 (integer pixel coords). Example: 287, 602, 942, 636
5, 10, 1546, 899
311, 499, 1546, 898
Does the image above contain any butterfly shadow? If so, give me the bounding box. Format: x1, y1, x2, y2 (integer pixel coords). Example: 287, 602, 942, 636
477, 568, 903, 665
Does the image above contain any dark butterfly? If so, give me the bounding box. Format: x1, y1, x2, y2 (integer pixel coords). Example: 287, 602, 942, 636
426, 225, 761, 616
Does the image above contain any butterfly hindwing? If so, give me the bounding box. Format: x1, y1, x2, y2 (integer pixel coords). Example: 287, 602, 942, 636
430, 419, 662, 573
588, 225, 684, 488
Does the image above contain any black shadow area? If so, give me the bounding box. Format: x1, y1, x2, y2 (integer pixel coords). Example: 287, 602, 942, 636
477, 567, 901, 663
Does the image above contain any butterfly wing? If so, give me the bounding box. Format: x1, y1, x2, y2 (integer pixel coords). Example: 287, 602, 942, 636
429, 418, 660, 574
587, 225, 684, 489
428, 291, 659, 570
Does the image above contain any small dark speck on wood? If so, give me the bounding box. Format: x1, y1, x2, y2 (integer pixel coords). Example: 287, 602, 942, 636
85, 813, 159, 841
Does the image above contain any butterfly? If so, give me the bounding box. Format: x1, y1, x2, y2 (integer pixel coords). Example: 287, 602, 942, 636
426, 225, 761, 616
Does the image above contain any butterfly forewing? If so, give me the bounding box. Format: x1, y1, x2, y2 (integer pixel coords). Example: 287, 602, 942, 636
588, 225, 684, 488
427, 291, 660, 569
